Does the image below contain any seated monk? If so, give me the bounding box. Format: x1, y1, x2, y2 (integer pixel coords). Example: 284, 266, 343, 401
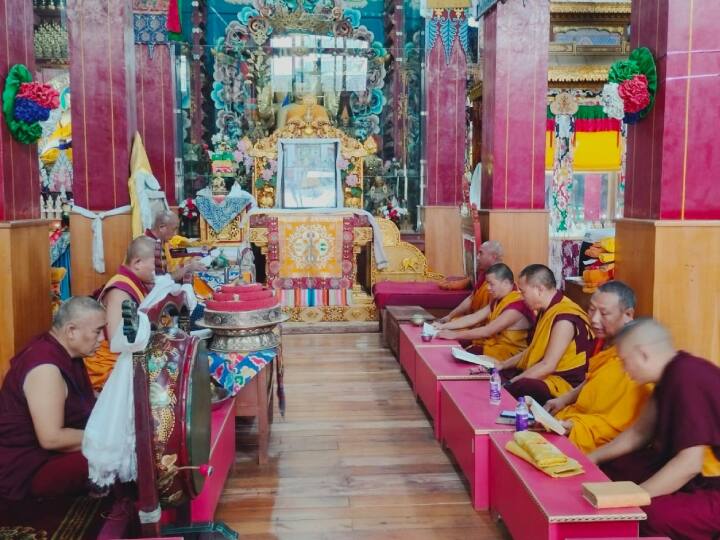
589, 318, 720, 539
434, 263, 534, 361
84, 236, 155, 392
498, 264, 595, 405
0, 297, 105, 500
145, 210, 206, 282
436, 240, 503, 324
544, 281, 652, 453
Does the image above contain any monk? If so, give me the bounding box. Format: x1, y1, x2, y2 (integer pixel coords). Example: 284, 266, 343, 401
589, 318, 720, 539
436, 240, 503, 323
145, 210, 206, 282
544, 281, 652, 453
498, 264, 594, 405
0, 297, 105, 500
83, 236, 155, 391
434, 263, 534, 361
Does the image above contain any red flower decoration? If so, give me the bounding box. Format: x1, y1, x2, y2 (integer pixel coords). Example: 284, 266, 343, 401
618, 74, 650, 114
17, 82, 59, 110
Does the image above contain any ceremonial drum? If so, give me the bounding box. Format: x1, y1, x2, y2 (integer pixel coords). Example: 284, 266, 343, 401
136, 296, 212, 507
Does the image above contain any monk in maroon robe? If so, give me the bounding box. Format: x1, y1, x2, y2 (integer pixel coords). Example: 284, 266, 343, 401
589, 318, 720, 539
0, 297, 106, 500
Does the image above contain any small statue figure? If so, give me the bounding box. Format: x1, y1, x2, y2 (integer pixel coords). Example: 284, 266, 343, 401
211, 174, 228, 195
365, 176, 392, 216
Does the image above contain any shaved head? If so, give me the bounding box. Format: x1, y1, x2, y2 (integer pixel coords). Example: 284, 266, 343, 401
485, 263, 514, 283
53, 296, 105, 330
481, 240, 503, 258
615, 317, 673, 350
616, 317, 676, 384
477, 240, 503, 271
153, 210, 179, 229
125, 236, 156, 265
519, 264, 556, 290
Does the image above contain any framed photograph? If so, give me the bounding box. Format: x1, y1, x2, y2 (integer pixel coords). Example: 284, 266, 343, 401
278, 139, 343, 209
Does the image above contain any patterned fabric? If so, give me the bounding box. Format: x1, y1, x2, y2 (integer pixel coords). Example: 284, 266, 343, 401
279, 288, 352, 307
133, 13, 168, 57
196, 193, 253, 233
208, 348, 277, 397
549, 238, 582, 289
50, 230, 70, 266
195, 269, 240, 291
133, 0, 170, 12
144, 229, 167, 275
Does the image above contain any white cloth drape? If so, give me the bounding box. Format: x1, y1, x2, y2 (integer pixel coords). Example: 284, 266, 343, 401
71, 205, 132, 273
82, 274, 198, 488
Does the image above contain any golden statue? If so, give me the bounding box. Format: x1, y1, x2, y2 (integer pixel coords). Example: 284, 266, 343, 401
211, 174, 228, 195
277, 94, 330, 128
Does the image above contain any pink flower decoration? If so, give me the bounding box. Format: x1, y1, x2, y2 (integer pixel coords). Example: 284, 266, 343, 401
261, 168, 274, 181
233, 150, 243, 162
618, 75, 650, 114
269, 159, 278, 172
17, 82, 59, 109
345, 174, 359, 187
337, 158, 350, 170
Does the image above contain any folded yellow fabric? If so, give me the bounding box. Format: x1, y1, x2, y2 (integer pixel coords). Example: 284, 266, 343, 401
515, 431, 568, 467
599, 237, 615, 253
598, 252, 615, 263
506, 440, 584, 478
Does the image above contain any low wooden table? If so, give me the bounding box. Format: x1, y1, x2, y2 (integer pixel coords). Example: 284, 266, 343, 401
235, 360, 274, 465
382, 305, 434, 357
415, 347, 490, 439
439, 380, 516, 510
489, 432, 645, 540
397, 324, 459, 392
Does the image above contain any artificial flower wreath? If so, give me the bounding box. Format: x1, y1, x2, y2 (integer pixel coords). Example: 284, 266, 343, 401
2, 64, 60, 144
600, 47, 657, 124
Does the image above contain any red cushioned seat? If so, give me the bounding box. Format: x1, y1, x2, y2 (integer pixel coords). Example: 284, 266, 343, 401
373, 281, 469, 311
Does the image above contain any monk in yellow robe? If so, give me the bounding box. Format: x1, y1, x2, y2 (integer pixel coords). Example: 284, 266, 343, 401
83, 237, 156, 391
497, 264, 595, 405
434, 263, 534, 360
544, 281, 652, 453
436, 240, 503, 323
145, 210, 206, 282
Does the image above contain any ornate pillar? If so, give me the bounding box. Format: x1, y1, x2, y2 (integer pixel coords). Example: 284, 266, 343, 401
133, 1, 177, 204
66, 0, 138, 210
476, 0, 550, 273
422, 6, 470, 276
616, 0, 720, 363
0, 0, 51, 378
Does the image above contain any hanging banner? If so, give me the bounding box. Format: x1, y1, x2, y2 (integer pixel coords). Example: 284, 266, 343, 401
474, 0, 500, 18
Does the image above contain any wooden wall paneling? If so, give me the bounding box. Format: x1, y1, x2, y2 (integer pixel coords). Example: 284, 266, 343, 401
422, 206, 464, 277
478, 210, 550, 276
70, 212, 133, 296
0, 220, 52, 382
614, 219, 656, 318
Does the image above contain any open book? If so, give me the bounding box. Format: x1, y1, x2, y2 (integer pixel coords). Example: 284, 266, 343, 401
525, 395, 567, 436
451, 347, 495, 369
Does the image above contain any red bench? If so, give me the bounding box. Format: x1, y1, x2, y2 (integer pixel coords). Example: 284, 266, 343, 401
488, 432, 646, 540
397, 324, 459, 391
373, 281, 468, 312
439, 380, 516, 510
414, 346, 489, 439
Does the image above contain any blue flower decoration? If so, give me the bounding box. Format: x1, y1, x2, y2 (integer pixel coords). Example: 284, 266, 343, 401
369, 88, 386, 114
211, 81, 226, 110
238, 7, 259, 26
14, 97, 50, 123
343, 8, 361, 28
371, 41, 387, 58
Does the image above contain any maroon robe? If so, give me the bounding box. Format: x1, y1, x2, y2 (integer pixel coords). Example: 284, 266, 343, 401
0, 333, 95, 500
602, 351, 720, 539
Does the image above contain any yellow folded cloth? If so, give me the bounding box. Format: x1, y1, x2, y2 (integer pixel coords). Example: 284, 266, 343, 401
598, 252, 615, 263
599, 237, 615, 253
506, 432, 584, 478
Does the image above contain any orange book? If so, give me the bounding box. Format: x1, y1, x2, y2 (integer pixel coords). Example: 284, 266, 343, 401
582, 481, 650, 509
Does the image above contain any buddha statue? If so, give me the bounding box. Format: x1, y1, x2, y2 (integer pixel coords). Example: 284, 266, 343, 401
365, 175, 392, 216
211, 174, 228, 195
277, 94, 330, 128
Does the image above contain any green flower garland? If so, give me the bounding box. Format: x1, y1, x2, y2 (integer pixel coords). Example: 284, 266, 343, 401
2, 64, 43, 144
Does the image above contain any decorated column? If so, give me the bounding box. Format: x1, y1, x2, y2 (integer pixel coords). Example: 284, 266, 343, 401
476, 0, 550, 274
0, 0, 51, 376
133, 0, 178, 203
615, 0, 720, 363
66, 0, 138, 210
421, 4, 470, 276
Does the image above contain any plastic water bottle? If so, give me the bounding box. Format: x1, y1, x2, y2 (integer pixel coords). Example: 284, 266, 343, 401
489, 369, 501, 406
515, 396, 529, 432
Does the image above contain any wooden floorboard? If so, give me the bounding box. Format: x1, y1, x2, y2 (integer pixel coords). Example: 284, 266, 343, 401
216, 332, 506, 539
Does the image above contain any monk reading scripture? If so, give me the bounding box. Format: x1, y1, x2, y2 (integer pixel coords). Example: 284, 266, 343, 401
544, 281, 652, 453
498, 264, 594, 405
434, 263, 534, 361
589, 318, 720, 539
146, 210, 206, 282
83, 236, 155, 391
437, 240, 503, 323
0, 297, 105, 500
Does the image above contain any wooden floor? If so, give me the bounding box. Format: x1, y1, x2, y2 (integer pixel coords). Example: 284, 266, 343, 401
215, 332, 506, 539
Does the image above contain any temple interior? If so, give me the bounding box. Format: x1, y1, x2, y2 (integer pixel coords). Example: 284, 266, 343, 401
0, 0, 719, 538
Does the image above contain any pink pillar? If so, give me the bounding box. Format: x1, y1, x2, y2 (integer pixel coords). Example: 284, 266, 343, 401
625, 0, 720, 220
66, 0, 138, 211
481, 0, 549, 210
0, 0, 41, 220
135, 45, 177, 205
424, 9, 468, 206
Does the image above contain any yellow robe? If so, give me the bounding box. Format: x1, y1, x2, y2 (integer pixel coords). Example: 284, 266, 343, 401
517, 295, 592, 397
84, 274, 147, 392
469, 280, 491, 313
476, 290, 530, 361
556, 346, 652, 453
